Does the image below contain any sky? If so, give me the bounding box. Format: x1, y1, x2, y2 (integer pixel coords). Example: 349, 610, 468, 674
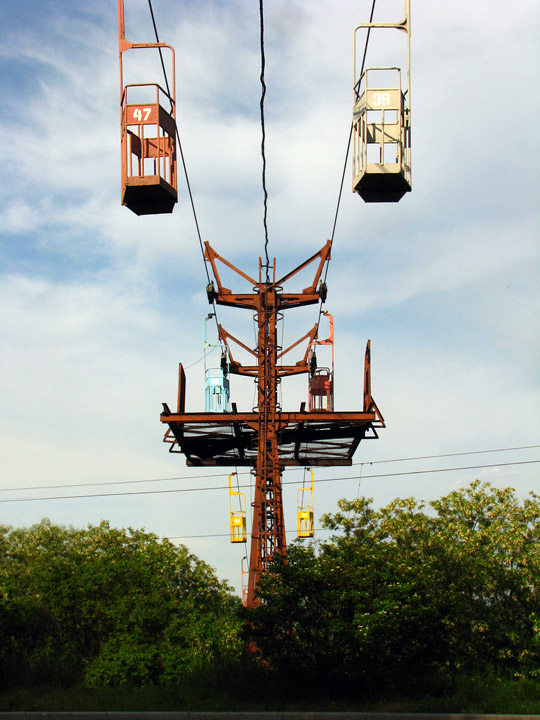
1, 0, 539, 596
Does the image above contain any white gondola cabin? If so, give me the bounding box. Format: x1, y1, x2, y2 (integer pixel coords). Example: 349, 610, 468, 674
352, 0, 411, 202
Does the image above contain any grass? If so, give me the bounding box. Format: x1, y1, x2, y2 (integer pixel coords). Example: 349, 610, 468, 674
1, 675, 540, 713
369, 676, 540, 715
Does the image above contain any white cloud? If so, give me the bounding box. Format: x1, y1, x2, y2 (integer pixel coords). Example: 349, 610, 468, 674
1, 0, 539, 593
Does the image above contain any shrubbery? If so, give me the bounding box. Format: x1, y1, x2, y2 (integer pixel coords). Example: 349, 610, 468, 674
246, 481, 540, 694
0, 520, 242, 688
1, 480, 539, 705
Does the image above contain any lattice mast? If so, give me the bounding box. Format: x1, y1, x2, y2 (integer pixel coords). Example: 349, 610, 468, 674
161, 242, 385, 608
249, 261, 285, 603
207, 244, 328, 606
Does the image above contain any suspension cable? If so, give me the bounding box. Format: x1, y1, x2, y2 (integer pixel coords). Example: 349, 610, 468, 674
147, 0, 220, 337
331, 0, 376, 247
147, 0, 172, 104
259, 0, 271, 281
315, 0, 377, 336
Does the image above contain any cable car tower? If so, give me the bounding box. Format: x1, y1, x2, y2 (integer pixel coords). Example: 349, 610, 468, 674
116, 0, 414, 608
160, 244, 384, 607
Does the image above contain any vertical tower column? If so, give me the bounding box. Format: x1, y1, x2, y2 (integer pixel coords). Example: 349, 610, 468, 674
247, 283, 286, 608
183, 241, 332, 606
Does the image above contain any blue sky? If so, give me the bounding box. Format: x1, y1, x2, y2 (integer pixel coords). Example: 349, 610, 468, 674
1, 0, 539, 594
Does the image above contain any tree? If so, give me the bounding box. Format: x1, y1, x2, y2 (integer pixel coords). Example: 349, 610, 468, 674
428, 482, 540, 677
0, 520, 242, 688
247, 481, 540, 691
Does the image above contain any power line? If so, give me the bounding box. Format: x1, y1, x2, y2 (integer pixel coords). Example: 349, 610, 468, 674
2, 445, 538, 494
1, 459, 538, 504
355, 444, 540, 466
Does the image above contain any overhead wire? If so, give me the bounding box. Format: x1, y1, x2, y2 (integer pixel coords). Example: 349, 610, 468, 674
146, 0, 220, 337
184, 344, 218, 371
147, 0, 172, 104
3, 444, 538, 494
361, 445, 540, 466
315, 0, 377, 336
356, 462, 364, 500
2, 459, 538, 504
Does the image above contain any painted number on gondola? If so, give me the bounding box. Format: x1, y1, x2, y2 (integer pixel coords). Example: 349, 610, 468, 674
372, 92, 390, 107
132, 107, 152, 121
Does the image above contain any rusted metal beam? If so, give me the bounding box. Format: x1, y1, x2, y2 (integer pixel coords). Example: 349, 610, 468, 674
161, 410, 381, 424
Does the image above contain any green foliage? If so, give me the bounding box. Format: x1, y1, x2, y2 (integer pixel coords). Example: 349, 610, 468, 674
247, 481, 540, 692
0, 520, 242, 688
3, 480, 539, 707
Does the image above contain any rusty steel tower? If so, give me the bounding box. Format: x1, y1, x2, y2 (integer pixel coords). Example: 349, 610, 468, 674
161, 241, 384, 607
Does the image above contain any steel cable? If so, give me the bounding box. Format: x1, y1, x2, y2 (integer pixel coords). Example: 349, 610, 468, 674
259, 0, 271, 281
315, 0, 377, 336
146, 0, 219, 337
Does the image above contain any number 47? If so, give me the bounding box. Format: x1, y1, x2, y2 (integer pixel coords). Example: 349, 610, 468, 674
133, 107, 152, 121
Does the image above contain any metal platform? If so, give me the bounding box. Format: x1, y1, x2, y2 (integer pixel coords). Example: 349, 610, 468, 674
161, 406, 384, 468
